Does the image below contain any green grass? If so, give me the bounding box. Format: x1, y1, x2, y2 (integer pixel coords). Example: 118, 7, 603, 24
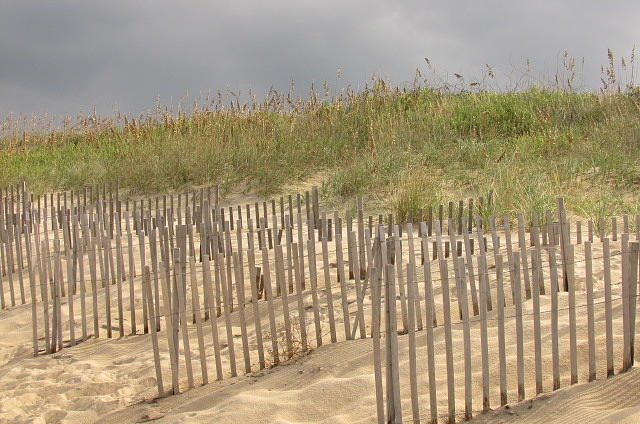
2, 84, 640, 220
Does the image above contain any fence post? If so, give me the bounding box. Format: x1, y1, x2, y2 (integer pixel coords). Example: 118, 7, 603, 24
624, 240, 639, 370
420, 222, 438, 423
548, 246, 561, 389
383, 231, 402, 423
629, 242, 638, 364
557, 198, 570, 292
406, 261, 420, 423
144, 266, 164, 397
311, 186, 319, 230
371, 230, 385, 424
373, 272, 386, 423
566, 243, 578, 384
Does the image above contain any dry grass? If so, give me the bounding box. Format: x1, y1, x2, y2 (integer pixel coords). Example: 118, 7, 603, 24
263, 320, 313, 367
1, 51, 639, 221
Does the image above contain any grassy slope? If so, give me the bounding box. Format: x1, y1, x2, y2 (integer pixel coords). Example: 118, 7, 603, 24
2, 86, 640, 223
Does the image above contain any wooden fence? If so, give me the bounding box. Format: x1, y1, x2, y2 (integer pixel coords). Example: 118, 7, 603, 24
370, 200, 639, 423
0, 181, 637, 423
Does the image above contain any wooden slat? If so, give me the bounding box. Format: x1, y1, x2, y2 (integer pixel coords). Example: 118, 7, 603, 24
127, 233, 137, 334
454, 255, 473, 418
502, 215, 515, 303
87, 235, 99, 338
517, 213, 532, 299
495, 255, 508, 405
232, 252, 251, 375
25, 220, 38, 356
101, 236, 113, 338
477, 253, 491, 411
438, 256, 456, 422
296, 213, 306, 290
320, 216, 337, 343
557, 198, 569, 292
335, 233, 351, 340
159, 260, 180, 394
75, 225, 87, 341
66, 236, 76, 345
385, 262, 402, 423
291, 244, 308, 351
530, 248, 543, 394
405, 260, 420, 422
420, 223, 438, 423
407, 223, 423, 331
461, 217, 479, 316
393, 226, 409, 332
261, 247, 280, 366
511, 251, 525, 401
144, 266, 164, 397
370, 264, 384, 424
306, 237, 323, 347
189, 256, 209, 384
174, 248, 194, 388
567, 244, 578, 384
149, 228, 161, 331
202, 254, 224, 380
475, 216, 493, 311
629, 242, 638, 364
348, 231, 367, 339
602, 238, 614, 377
217, 250, 237, 377
274, 245, 293, 357
548, 246, 561, 390
114, 235, 124, 337
585, 242, 596, 381
39, 218, 51, 307
247, 248, 266, 368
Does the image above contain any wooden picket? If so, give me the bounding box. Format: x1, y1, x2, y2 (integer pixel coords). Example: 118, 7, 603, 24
1, 183, 638, 424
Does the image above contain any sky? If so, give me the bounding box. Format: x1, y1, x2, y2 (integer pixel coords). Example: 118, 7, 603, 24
0, 0, 638, 120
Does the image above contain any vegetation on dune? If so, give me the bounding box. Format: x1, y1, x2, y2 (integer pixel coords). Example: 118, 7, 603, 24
1, 67, 640, 224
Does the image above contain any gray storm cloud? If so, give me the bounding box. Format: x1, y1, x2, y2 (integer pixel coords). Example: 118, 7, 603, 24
0, 0, 638, 119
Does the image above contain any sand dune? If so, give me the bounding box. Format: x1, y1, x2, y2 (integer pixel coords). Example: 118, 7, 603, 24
471, 367, 640, 423
0, 211, 638, 423
96, 292, 640, 424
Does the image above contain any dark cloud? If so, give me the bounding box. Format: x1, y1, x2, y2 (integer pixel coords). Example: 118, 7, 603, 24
0, 0, 638, 119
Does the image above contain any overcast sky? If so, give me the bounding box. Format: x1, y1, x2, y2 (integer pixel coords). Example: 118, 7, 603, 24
1, 0, 638, 120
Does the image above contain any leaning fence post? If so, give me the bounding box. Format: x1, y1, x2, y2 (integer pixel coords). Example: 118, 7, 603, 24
144, 266, 164, 397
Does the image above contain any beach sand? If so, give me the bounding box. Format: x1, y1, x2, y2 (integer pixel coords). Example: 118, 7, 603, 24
0, 210, 639, 424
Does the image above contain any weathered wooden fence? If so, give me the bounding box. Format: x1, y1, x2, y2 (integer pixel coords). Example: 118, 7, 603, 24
369, 199, 639, 423
0, 180, 638, 423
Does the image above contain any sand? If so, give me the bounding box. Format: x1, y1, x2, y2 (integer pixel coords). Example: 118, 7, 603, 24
471, 367, 640, 423
0, 206, 639, 424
